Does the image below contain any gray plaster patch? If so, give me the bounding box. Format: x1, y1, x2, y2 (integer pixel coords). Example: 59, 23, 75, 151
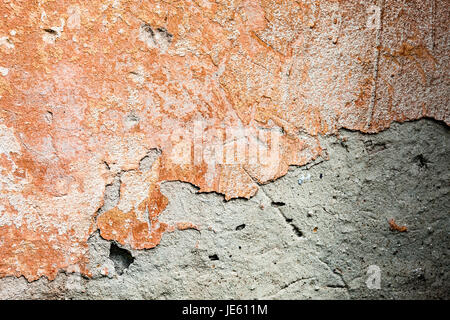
0, 119, 448, 299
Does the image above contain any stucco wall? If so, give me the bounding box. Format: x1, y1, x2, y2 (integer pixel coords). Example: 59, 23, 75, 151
0, 0, 448, 299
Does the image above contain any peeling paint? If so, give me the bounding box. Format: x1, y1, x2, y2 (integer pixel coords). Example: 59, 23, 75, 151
0, 0, 448, 281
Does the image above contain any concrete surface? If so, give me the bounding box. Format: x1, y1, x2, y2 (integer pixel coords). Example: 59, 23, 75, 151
1, 118, 448, 299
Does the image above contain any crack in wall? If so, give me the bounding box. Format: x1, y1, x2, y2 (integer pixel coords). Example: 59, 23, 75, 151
366, 0, 385, 130
259, 187, 305, 239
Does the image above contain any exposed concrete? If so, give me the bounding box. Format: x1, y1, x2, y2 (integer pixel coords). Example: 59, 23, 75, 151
2, 0, 449, 282
1, 119, 448, 299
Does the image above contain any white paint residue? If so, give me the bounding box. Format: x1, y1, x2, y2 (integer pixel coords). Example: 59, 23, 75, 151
0, 124, 21, 155
0, 36, 14, 49
0, 66, 9, 76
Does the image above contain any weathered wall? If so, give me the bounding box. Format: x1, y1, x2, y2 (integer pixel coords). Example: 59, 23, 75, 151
0, 0, 448, 299
1, 119, 449, 299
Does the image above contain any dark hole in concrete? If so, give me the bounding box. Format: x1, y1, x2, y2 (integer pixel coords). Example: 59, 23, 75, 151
271, 201, 285, 207
319, 173, 323, 179
44, 28, 57, 34
126, 111, 140, 123
235, 224, 246, 231
291, 224, 303, 237
209, 254, 219, 261
281, 216, 303, 237
156, 27, 173, 41
340, 141, 349, 152
414, 154, 429, 168
109, 243, 134, 275
141, 23, 154, 37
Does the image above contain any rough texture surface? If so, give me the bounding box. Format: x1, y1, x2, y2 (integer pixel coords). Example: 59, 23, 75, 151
0, 119, 449, 299
0, 0, 449, 297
